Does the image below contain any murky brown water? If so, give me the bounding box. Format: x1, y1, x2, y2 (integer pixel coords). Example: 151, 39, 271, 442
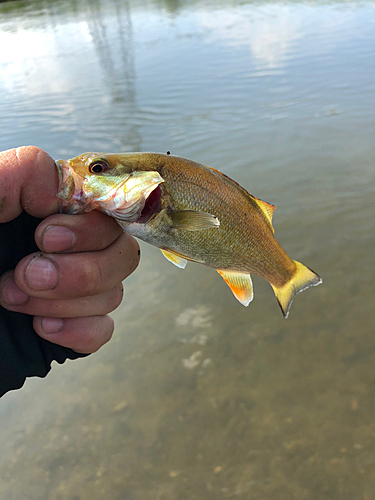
1, 0, 375, 498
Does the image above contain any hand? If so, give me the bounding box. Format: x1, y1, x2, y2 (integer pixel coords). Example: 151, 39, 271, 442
0, 146, 140, 353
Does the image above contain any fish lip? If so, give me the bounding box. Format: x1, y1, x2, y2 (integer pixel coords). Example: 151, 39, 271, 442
55, 159, 74, 211
55, 159, 92, 214
55, 159, 63, 185
55, 159, 70, 198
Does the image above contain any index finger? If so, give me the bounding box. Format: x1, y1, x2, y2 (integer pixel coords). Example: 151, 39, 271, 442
34, 211, 123, 253
0, 146, 59, 223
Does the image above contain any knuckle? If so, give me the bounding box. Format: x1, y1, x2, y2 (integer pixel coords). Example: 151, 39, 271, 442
88, 316, 114, 352
103, 215, 123, 242
120, 236, 140, 277
17, 146, 47, 170
15, 145, 38, 162
76, 259, 105, 296
26, 145, 43, 158
104, 316, 115, 342
109, 285, 124, 312
132, 240, 141, 270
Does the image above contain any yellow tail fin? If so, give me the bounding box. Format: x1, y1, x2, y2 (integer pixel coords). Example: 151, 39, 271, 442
271, 261, 322, 319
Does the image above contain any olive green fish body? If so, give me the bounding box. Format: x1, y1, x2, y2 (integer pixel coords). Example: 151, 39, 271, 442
120, 156, 293, 285
56, 152, 322, 317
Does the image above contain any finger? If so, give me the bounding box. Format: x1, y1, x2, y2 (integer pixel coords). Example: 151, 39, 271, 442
0, 272, 29, 307
0, 273, 124, 317
33, 315, 115, 354
0, 146, 59, 222
13, 232, 140, 299
35, 211, 123, 253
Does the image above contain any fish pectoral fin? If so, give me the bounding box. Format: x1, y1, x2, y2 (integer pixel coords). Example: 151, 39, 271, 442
217, 270, 254, 307
160, 249, 188, 269
170, 211, 220, 231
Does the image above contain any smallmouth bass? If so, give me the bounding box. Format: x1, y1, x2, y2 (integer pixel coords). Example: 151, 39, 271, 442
56, 152, 322, 318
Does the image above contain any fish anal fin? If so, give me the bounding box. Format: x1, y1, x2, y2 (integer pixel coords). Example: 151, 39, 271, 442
217, 270, 254, 307
171, 211, 220, 231
271, 260, 322, 318
160, 249, 187, 269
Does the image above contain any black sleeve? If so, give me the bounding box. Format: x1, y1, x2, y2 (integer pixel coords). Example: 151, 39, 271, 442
0, 212, 87, 398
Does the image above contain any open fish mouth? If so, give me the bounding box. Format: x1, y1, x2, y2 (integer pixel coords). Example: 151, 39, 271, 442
135, 185, 162, 224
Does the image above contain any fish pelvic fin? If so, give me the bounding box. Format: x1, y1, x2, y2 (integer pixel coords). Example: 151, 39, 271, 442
271, 261, 322, 319
160, 249, 187, 269
217, 270, 254, 307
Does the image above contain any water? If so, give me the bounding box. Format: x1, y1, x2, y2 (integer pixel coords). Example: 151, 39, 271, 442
1, 0, 375, 498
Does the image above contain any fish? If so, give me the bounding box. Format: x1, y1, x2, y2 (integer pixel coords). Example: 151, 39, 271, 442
55, 152, 322, 318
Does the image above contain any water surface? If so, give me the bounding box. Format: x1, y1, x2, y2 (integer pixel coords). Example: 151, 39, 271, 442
0, 0, 375, 498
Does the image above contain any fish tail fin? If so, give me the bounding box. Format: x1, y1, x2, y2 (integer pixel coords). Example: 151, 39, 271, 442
271, 261, 322, 319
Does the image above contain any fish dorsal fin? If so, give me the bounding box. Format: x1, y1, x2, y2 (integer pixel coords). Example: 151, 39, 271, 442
171, 211, 220, 231
205, 165, 276, 232
160, 249, 187, 269
217, 270, 254, 306
252, 198, 276, 232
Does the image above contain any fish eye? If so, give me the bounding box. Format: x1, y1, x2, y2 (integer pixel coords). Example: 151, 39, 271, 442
89, 160, 108, 174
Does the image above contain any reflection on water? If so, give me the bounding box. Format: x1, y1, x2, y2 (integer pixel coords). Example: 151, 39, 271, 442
1, 0, 375, 498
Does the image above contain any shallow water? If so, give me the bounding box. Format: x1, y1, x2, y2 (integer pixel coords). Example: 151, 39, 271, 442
1, 0, 375, 498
